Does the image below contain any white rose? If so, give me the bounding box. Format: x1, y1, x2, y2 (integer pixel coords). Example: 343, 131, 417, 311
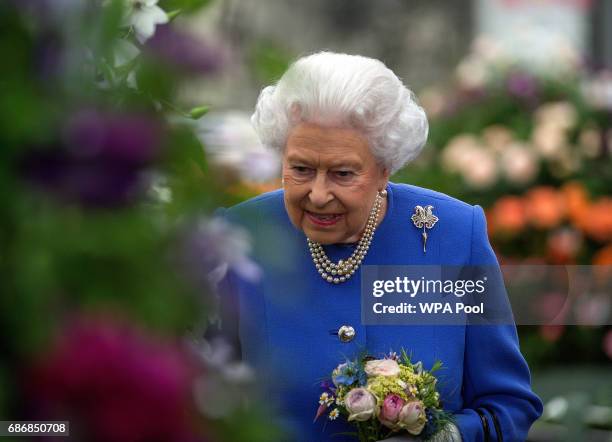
398, 401, 427, 435
344, 388, 377, 422
364, 359, 400, 377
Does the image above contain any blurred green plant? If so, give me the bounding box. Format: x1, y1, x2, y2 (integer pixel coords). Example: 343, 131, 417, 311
0, 1, 283, 441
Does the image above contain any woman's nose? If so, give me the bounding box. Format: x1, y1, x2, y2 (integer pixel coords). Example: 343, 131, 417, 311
308, 172, 333, 207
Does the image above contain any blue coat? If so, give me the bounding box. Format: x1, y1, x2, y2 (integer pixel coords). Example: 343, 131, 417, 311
216, 182, 542, 441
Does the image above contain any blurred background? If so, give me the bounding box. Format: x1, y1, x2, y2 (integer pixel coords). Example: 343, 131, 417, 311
0, 0, 610, 441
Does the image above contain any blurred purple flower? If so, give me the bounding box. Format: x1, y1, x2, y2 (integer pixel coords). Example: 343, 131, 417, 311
507, 71, 539, 102
22, 150, 144, 207
179, 217, 261, 291
65, 109, 163, 165
145, 24, 223, 75
21, 109, 163, 207
27, 315, 203, 442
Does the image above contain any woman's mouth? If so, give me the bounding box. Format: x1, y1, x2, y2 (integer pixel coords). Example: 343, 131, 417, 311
305, 211, 343, 226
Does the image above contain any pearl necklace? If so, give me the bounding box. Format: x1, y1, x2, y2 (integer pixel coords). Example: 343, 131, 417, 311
307, 189, 386, 284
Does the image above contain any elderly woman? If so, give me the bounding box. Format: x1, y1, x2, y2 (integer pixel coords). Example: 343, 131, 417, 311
214, 52, 542, 441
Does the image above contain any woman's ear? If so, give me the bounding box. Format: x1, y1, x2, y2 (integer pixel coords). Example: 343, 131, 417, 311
379, 167, 390, 190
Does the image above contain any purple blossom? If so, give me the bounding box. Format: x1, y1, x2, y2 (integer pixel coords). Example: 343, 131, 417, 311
27, 315, 204, 442
145, 24, 224, 75
507, 71, 539, 102
21, 109, 163, 208
64, 109, 163, 165
22, 149, 145, 207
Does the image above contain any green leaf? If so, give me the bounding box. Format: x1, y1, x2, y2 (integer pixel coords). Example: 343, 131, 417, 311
430, 359, 443, 374
167, 9, 182, 21
188, 105, 210, 119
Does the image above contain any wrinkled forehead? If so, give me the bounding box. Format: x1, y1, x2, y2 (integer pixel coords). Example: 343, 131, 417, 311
284, 123, 373, 163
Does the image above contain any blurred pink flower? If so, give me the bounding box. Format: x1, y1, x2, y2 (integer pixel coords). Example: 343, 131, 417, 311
482, 125, 514, 152
575, 294, 611, 326
441, 135, 481, 173
500, 142, 539, 185
534, 292, 570, 324
27, 315, 202, 442
531, 123, 566, 159
534, 102, 578, 131
460, 147, 498, 189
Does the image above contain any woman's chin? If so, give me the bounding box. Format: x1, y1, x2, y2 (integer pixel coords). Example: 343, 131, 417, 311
304, 228, 342, 245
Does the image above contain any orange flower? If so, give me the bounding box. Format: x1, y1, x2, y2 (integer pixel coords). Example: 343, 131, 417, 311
525, 186, 566, 229
593, 243, 612, 265
547, 228, 583, 264
561, 181, 590, 230
581, 199, 612, 243
592, 243, 612, 284
488, 196, 526, 234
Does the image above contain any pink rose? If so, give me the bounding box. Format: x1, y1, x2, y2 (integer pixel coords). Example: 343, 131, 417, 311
398, 401, 427, 435
344, 388, 377, 422
364, 359, 400, 377
379, 394, 405, 429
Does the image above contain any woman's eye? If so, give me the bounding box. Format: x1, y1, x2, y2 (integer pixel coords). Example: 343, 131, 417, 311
292, 166, 312, 175
335, 170, 354, 178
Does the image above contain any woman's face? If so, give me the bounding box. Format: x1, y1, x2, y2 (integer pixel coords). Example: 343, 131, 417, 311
282, 122, 389, 245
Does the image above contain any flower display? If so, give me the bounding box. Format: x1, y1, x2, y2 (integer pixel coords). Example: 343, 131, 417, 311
398, 36, 612, 365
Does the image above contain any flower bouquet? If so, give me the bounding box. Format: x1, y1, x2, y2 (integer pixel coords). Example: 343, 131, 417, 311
314, 351, 454, 441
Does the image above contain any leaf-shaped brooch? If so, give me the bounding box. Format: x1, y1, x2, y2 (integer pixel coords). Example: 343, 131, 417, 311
411, 205, 438, 253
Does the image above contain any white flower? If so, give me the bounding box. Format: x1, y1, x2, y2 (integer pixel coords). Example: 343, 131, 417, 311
344, 388, 377, 422
125, 0, 169, 43
328, 408, 340, 420
459, 147, 498, 189
318, 392, 335, 406
398, 401, 426, 435
500, 142, 539, 186
364, 359, 401, 377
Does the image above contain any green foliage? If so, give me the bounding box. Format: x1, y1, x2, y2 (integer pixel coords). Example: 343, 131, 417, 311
0, 2, 280, 440
161, 0, 214, 14
248, 42, 293, 85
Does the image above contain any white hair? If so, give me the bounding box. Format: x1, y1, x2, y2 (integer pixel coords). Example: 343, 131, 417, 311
250, 51, 429, 174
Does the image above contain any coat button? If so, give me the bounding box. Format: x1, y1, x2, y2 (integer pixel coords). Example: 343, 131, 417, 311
338, 325, 355, 343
